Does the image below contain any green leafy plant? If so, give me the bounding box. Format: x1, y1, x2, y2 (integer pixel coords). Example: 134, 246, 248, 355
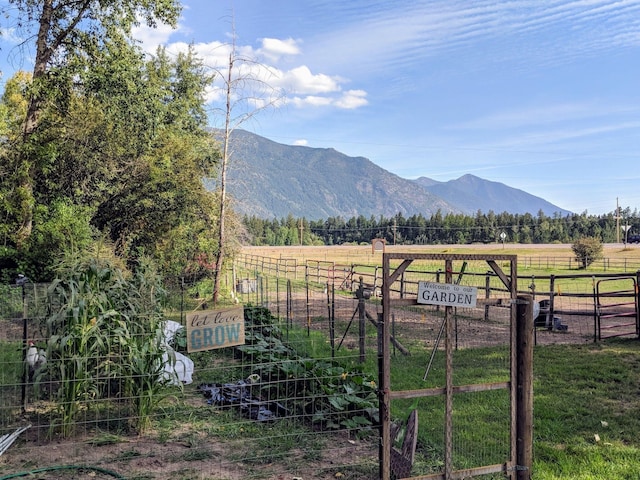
236, 306, 378, 432
571, 237, 603, 269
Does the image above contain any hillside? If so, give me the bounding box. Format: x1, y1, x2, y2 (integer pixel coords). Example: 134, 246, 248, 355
414, 175, 571, 216
217, 130, 570, 220
222, 130, 458, 219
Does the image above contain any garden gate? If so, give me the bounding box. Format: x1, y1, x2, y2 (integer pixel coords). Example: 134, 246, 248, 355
379, 252, 533, 480
595, 276, 640, 340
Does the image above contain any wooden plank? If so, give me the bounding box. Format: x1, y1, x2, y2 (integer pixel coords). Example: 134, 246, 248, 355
487, 259, 512, 291
390, 409, 419, 479
390, 382, 510, 400
384, 252, 516, 262
380, 253, 392, 480
400, 463, 507, 479
516, 294, 533, 480
388, 259, 414, 285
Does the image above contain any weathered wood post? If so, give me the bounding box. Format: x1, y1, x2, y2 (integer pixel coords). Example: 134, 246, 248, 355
485, 270, 491, 321
636, 271, 640, 336
516, 294, 534, 479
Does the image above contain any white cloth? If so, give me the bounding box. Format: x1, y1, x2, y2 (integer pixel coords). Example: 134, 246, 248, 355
160, 321, 194, 385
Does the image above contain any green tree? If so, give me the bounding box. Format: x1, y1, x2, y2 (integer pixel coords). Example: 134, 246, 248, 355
1, 0, 181, 247
0, 38, 219, 281
571, 237, 603, 269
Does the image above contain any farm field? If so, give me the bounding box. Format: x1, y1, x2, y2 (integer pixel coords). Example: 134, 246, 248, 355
242, 242, 640, 266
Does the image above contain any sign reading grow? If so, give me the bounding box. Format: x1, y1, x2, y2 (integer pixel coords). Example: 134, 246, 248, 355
417, 281, 478, 308
186, 306, 245, 352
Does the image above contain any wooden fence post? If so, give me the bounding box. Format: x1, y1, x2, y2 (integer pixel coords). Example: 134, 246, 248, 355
516, 294, 534, 479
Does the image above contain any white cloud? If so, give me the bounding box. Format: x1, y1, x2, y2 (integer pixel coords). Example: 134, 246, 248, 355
293, 139, 308, 146
0, 27, 22, 46
279, 66, 341, 94
132, 21, 367, 113
335, 90, 368, 109
300, 0, 640, 76
286, 89, 368, 110
452, 103, 640, 131
163, 41, 364, 111
131, 20, 179, 53
290, 95, 334, 107
258, 37, 301, 61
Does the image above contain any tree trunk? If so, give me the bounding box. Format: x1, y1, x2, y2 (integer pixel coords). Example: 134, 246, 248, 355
212, 53, 234, 305
15, 0, 55, 245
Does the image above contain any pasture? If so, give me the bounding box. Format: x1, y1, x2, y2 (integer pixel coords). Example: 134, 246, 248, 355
241, 242, 640, 270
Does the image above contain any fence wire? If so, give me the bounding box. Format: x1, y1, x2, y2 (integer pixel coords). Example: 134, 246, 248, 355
0, 278, 380, 480
1, 254, 638, 479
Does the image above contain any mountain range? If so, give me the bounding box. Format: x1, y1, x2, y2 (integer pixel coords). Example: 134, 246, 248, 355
218, 129, 570, 220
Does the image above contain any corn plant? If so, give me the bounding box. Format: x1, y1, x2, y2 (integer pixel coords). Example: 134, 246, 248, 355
41, 256, 170, 436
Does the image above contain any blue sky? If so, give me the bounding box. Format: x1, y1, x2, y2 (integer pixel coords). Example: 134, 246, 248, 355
3, 1, 640, 216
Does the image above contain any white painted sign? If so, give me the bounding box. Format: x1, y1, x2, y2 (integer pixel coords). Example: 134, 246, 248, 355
417, 281, 478, 307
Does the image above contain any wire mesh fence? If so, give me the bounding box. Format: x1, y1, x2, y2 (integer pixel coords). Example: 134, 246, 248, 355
0, 276, 381, 480
0, 251, 638, 479
234, 253, 639, 478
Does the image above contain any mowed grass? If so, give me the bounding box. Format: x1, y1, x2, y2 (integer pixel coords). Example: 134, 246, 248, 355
364, 340, 640, 479
533, 340, 640, 480
180, 332, 640, 479
271, 324, 640, 478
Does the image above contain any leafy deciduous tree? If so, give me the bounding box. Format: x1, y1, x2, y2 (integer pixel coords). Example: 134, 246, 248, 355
2, 0, 182, 246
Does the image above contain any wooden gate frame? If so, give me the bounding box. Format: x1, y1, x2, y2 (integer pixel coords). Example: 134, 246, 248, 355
379, 252, 533, 480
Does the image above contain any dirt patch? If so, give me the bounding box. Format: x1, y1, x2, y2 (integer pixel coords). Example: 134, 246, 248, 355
1, 424, 377, 480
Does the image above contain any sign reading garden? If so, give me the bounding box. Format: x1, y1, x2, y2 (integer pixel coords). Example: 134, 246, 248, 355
186, 306, 245, 352
417, 281, 478, 308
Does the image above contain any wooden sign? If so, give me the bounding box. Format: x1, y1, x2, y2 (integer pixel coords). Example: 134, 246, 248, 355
417, 281, 477, 308
372, 238, 386, 253
186, 306, 245, 352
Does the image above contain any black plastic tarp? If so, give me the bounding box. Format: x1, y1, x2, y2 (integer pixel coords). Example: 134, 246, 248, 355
198, 380, 289, 422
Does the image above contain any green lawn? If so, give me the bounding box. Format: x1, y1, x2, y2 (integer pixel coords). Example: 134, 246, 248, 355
2, 322, 640, 478
383, 339, 640, 479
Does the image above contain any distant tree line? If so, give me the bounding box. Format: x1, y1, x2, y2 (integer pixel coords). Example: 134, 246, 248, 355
242, 208, 640, 246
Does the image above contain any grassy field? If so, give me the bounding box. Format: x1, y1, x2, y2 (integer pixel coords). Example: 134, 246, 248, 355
2, 313, 640, 478
242, 242, 640, 262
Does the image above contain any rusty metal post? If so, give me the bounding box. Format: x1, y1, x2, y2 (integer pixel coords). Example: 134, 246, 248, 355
358, 277, 366, 363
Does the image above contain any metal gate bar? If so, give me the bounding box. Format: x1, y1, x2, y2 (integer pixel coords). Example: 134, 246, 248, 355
596, 277, 639, 340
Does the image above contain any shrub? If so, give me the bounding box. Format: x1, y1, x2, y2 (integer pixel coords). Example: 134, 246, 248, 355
571, 236, 603, 269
